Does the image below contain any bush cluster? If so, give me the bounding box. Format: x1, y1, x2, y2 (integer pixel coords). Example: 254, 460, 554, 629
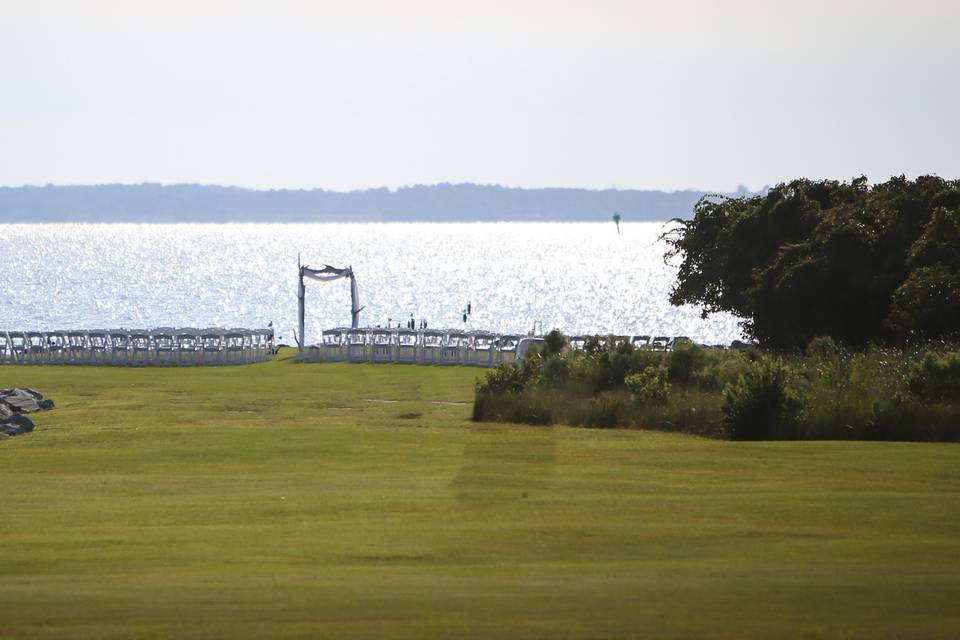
473, 331, 960, 442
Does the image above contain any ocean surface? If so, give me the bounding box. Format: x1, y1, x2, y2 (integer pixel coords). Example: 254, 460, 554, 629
0, 223, 744, 344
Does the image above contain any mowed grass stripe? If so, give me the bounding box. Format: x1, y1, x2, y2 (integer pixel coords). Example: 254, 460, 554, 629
1, 354, 959, 639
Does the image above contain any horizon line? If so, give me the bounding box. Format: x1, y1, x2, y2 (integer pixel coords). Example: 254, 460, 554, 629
0, 181, 751, 194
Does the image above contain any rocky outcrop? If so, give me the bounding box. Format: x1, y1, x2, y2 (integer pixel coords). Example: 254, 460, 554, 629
0, 405, 33, 436
0, 388, 54, 437
0, 388, 55, 413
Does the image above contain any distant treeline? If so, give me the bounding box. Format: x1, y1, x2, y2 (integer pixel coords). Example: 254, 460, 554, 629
0, 183, 728, 223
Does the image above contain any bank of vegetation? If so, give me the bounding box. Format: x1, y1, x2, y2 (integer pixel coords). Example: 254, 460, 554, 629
475, 176, 960, 440
473, 332, 960, 441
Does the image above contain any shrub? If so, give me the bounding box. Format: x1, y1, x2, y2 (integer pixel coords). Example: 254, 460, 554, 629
625, 366, 670, 404
868, 394, 960, 442
541, 354, 571, 387
566, 355, 601, 392
722, 357, 803, 440
627, 348, 665, 377
477, 363, 529, 394
906, 352, 960, 401
472, 330, 960, 442
715, 353, 751, 389
667, 341, 706, 385
595, 350, 633, 390
805, 336, 840, 359
583, 335, 605, 356
542, 329, 568, 357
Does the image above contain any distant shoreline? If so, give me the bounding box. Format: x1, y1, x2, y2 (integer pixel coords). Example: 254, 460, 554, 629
0, 219, 680, 226
0, 183, 749, 223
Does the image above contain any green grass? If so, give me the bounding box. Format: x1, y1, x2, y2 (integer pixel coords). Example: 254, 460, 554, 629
2, 351, 960, 639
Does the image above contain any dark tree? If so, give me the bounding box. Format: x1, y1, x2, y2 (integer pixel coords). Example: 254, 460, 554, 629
664, 176, 960, 347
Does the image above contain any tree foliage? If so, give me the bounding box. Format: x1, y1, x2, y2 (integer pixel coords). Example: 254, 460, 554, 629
665, 176, 960, 347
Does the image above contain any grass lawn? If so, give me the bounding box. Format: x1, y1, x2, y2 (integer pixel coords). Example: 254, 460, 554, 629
1, 351, 959, 639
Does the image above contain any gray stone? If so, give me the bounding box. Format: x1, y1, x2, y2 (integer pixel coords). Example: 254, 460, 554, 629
0, 413, 34, 437
0, 388, 53, 413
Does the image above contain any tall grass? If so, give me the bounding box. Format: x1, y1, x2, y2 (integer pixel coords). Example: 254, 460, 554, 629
472, 332, 960, 441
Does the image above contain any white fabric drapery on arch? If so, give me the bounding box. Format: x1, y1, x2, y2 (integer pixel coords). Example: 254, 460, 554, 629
297, 262, 362, 351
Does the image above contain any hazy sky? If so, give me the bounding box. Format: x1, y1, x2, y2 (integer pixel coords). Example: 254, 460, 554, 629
1, 0, 958, 191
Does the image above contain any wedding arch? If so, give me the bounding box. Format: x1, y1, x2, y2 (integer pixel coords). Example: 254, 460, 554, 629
297, 259, 362, 352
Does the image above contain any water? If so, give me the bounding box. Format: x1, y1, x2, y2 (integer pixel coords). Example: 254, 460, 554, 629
0, 223, 744, 344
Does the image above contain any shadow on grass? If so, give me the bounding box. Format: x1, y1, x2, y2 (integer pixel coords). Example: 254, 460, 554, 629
452, 423, 557, 504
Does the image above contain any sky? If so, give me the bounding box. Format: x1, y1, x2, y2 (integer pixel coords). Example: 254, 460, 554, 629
1, 0, 958, 192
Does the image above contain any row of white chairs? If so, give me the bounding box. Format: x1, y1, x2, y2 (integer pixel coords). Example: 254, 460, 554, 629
301, 329, 698, 367
0, 328, 275, 366
569, 335, 693, 351
304, 328, 526, 367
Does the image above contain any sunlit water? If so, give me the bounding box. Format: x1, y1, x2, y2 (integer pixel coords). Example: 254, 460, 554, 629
0, 223, 744, 344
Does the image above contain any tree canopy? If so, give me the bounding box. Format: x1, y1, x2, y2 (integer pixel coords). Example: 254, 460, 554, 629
665, 176, 960, 347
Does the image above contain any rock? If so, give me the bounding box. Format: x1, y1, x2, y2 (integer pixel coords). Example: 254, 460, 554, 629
0, 388, 54, 413
0, 388, 53, 438
0, 412, 34, 437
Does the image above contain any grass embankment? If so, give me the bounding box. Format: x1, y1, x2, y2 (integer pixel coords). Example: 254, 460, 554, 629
2, 352, 960, 639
